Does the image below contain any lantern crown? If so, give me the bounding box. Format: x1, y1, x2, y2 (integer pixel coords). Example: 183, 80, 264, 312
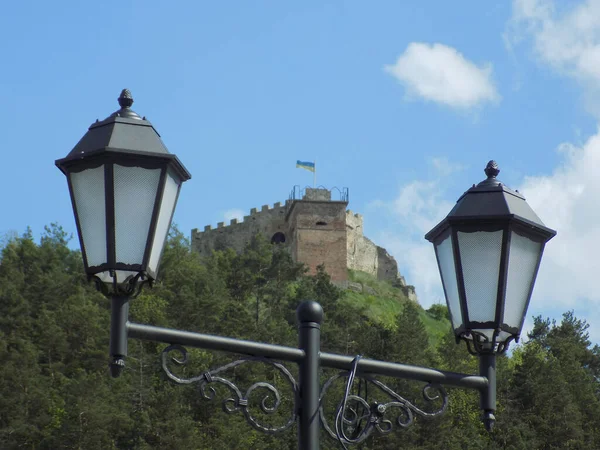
427, 161, 554, 242
56, 90, 189, 182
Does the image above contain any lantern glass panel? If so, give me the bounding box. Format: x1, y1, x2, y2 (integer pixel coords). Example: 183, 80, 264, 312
457, 230, 503, 323
435, 234, 463, 330
114, 165, 161, 265
148, 170, 180, 274
71, 166, 107, 267
503, 231, 542, 329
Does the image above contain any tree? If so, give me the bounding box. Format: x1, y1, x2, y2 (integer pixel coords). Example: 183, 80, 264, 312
3, 224, 600, 448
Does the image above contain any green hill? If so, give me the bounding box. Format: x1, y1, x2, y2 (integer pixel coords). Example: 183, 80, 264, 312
341, 269, 451, 347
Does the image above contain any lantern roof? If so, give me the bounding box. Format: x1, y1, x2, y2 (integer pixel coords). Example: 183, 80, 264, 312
426, 161, 556, 242
56, 89, 191, 182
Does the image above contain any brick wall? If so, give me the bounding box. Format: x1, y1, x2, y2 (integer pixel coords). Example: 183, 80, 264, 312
286, 200, 348, 281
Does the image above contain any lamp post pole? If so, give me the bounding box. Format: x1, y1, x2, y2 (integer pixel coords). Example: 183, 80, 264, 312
57, 91, 556, 448
297, 301, 323, 449
109, 295, 129, 377
479, 353, 497, 431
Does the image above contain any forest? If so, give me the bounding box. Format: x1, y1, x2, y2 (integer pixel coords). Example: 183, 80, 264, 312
1, 224, 599, 449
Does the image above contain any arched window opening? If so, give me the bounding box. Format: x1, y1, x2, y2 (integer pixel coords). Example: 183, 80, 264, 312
271, 232, 286, 244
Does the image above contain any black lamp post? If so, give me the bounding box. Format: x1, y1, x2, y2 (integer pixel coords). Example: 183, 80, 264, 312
57, 92, 555, 449
55, 89, 191, 375
425, 160, 556, 428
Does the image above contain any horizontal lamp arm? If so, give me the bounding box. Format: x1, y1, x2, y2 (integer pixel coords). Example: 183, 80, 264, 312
320, 352, 488, 390
127, 321, 304, 362
127, 321, 489, 391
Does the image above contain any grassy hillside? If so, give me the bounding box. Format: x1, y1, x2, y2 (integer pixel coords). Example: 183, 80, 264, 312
341, 270, 451, 347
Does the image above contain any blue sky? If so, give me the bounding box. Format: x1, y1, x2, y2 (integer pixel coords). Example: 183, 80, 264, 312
1, 1, 599, 341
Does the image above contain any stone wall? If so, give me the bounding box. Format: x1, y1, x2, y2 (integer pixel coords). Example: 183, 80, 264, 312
303, 187, 331, 201
191, 190, 412, 296
376, 246, 400, 283
346, 210, 401, 283
191, 201, 289, 255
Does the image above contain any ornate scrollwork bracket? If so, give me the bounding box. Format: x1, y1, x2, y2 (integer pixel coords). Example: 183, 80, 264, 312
161, 345, 298, 434
319, 372, 448, 445
161, 346, 450, 445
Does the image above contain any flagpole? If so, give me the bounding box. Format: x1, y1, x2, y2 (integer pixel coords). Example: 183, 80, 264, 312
313, 160, 316, 188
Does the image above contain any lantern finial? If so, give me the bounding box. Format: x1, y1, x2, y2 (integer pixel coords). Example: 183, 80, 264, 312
118, 89, 134, 108
484, 161, 500, 179
113, 89, 141, 119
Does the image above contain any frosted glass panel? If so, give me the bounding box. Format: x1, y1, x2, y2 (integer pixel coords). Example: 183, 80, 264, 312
458, 231, 502, 323
504, 232, 542, 329
71, 166, 107, 267
436, 235, 462, 330
148, 171, 180, 274
114, 165, 161, 265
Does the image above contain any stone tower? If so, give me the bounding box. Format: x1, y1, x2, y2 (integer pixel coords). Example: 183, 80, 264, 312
285, 188, 348, 281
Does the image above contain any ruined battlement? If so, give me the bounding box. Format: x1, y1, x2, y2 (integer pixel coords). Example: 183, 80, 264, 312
192, 201, 290, 235
191, 187, 413, 298
345, 210, 363, 231
192, 200, 290, 256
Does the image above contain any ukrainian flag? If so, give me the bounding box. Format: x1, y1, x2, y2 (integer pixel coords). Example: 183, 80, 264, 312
296, 160, 315, 173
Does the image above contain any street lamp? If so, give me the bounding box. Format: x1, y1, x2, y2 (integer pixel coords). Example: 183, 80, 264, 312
425, 160, 556, 428
55, 89, 191, 375
57, 92, 555, 449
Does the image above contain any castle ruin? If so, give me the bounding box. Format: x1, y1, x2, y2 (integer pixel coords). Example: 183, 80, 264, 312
191, 187, 415, 298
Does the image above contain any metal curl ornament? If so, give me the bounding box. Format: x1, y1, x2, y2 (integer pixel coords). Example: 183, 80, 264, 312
161, 345, 298, 434
460, 329, 517, 356
319, 372, 448, 445
91, 271, 151, 298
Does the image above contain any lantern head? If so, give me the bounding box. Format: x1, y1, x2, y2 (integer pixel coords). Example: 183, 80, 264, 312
56, 89, 191, 296
425, 161, 555, 354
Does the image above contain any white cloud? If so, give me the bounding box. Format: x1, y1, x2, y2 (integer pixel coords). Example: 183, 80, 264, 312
517, 130, 600, 313
511, 131, 600, 342
430, 156, 467, 177
505, 0, 600, 340
223, 209, 245, 224
507, 0, 600, 113
384, 42, 500, 110
390, 180, 453, 236
373, 158, 461, 308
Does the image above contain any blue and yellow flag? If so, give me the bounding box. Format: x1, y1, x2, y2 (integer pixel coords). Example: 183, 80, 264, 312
296, 160, 315, 173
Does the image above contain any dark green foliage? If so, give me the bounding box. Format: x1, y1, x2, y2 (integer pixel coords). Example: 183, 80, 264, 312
426, 303, 449, 322
1, 225, 600, 449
